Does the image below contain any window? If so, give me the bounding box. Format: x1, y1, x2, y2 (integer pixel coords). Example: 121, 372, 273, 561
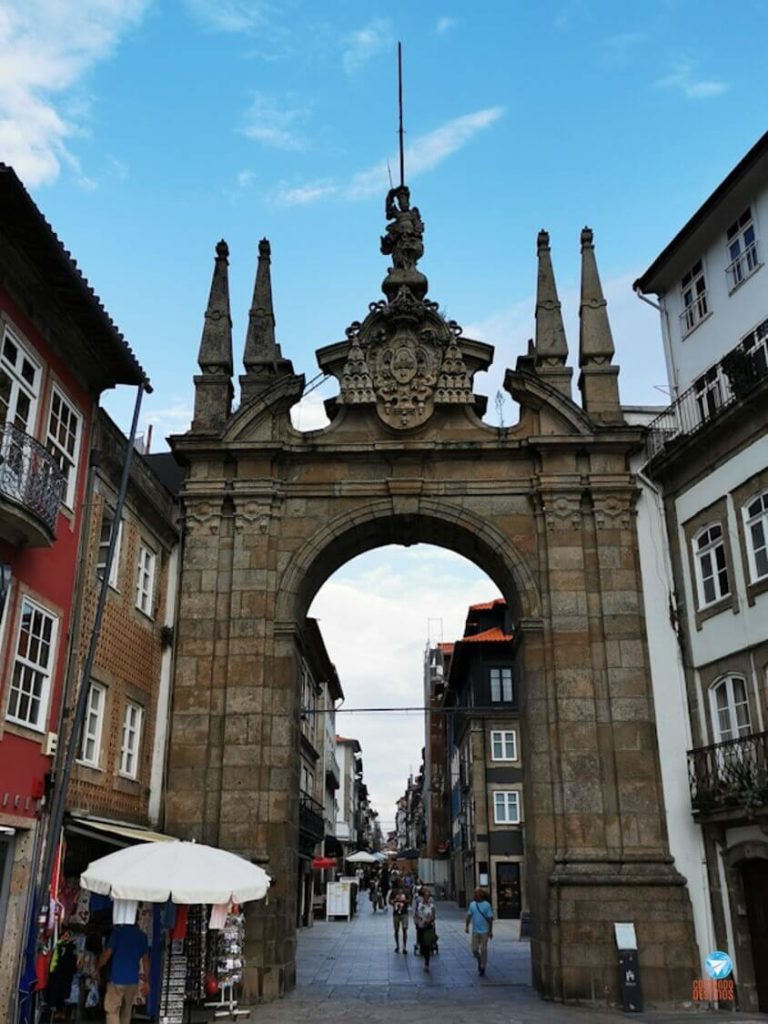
96, 512, 122, 588
491, 730, 517, 761
79, 683, 105, 767
0, 327, 40, 433
490, 667, 513, 703
710, 676, 752, 742
693, 524, 730, 607
119, 701, 143, 778
680, 260, 708, 333
46, 387, 82, 508
742, 318, 768, 376
135, 543, 156, 616
493, 791, 520, 824
726, 208, 759, 291
744, 491, 768, 582
6, 599, 57, 730
693, 366, 724, 422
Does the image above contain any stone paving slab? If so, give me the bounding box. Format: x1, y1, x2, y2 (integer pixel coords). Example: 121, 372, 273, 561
226, 901, 763, 1023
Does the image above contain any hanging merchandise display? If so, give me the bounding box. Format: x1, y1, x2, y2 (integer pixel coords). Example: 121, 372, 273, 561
206, 908, 248, 1017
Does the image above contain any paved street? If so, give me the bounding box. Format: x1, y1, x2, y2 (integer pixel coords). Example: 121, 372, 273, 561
241, 901, 765, 1023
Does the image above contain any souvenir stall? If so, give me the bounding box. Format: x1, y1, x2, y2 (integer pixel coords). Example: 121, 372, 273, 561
76, 840, 270, 1022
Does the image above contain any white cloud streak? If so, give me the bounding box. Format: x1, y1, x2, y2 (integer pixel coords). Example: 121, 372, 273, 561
436, 16, 458, 35
0, 0, 148, 186
346, 106, 504, 200
184, 0, 270, 33
240, 92, 309, 150
654, 62, 729, 99
274, 180, 338, 207
342, 18, 392, 75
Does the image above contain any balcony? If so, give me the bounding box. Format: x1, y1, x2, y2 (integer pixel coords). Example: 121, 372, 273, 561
299, 790, 325, 842
325, 754, 340, 791
645, 333, 768, 463
688, 731, 768, 820
0, 423, 65, 547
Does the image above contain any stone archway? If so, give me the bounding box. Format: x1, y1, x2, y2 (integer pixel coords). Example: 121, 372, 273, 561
166, 203, 698, 1006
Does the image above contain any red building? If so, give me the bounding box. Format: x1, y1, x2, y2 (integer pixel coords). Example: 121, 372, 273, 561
0, 165, 147, 1010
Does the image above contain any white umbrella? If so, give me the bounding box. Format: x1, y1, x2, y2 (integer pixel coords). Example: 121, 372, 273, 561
345, 851, 377, 864
80, 840, 271, 904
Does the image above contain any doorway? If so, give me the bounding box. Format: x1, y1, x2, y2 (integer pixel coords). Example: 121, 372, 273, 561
496, 861, 521, 919
742, 859, 768, 1011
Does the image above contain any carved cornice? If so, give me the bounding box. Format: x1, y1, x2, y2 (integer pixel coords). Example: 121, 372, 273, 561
184, 499, 223, 537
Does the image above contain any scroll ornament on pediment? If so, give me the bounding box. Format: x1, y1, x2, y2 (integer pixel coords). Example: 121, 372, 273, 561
540, 493, 583, 530
234, 499, 272, 534
185, 501, 222, 536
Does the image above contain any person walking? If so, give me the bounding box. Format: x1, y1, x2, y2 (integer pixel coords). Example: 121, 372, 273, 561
465, 887, 493, 976
369, 876, 382, 912
388, 883, 409, 954
413, 887, 437, 973
99, 921, 149, 1024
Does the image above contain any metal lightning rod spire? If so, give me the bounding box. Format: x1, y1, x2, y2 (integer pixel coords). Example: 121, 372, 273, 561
398, 41, 405, 188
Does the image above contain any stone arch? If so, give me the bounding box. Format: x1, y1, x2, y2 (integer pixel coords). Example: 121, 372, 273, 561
275, 496, 542, 626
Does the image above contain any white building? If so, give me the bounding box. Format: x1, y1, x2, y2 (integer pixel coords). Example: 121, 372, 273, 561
634, 130, 768, 1014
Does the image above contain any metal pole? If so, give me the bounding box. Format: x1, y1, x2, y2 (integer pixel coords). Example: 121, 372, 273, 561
398, 42, 405, 188
26, 383, 146, 1011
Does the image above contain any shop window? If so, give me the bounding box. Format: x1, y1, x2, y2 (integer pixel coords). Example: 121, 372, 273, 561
6, 598, 58, 731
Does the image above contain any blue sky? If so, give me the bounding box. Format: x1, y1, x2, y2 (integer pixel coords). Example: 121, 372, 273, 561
3, 0, 766, 823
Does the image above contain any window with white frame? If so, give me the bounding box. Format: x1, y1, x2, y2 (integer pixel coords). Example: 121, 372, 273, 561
726, 208, 759, 291
710, 676, 752, 742
491, 729, 517, 761
490, 666, 513, 703
493, 791, 520, 824
693, 524, 730, 607
742, 318, 768, 376
79, 683, 105, 767
744, 491, 768, 582
693, 366, 723, 422
96, 511, 122, 588
6, 598, 57, 730
135, 543, 156, 616
0, 327, 40, 433
119, 701, 143, 778
46, 387, 82, 508
680, 260, 708, 333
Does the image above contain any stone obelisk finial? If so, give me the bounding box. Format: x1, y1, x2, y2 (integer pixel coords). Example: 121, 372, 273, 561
578, 227, 621, 422
240, 238, 294, 403
192, 239, 234, 431
533, 230, 572, 398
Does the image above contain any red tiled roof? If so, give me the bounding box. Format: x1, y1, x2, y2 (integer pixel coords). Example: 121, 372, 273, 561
468, 598, 506, 612
461, 626, 513, 643
438, 642, 454, 654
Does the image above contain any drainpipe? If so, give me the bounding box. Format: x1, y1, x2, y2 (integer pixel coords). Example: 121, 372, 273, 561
633, 283, 680, 398
26, 383, 146, 1016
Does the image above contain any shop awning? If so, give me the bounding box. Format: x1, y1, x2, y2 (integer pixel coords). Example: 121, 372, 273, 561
67, 816, 178, 847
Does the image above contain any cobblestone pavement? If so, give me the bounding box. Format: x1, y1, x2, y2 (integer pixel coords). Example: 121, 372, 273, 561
238, 901, 764, 1023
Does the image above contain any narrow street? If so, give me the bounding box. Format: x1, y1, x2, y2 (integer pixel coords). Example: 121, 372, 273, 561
244, 902, 765, 1023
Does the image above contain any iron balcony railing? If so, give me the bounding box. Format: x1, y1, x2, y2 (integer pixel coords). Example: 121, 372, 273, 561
0, 422, 65, 535
688, 731, 768, 818
299, 790, 325, 841
645, 333, 768, 462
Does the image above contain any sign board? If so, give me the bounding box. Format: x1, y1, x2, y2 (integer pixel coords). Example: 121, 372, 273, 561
614, 922, 638, 950
326, 881, 352, 919
312, 857, 337, 869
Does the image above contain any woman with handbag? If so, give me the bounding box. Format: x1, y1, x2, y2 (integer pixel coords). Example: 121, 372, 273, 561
413, 887, 436, 973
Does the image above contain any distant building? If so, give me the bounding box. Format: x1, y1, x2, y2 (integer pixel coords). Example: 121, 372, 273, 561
444, 599, 524, 920
635, 130, 768, 1013
423, 641, 451, 860
0, 165, 146, 1016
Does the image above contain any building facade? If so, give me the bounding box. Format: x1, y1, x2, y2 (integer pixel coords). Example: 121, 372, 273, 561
635, 131, 768, 1012
0, 166, 146, 1015
444, 600, 524, 919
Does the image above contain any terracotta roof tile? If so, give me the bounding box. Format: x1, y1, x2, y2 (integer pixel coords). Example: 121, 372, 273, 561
468, 598, 506, 612
461, 626, 513, 643
438, 642, 454, 654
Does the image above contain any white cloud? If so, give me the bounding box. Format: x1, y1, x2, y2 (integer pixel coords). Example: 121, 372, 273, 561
436, 16, 458, 35
237, 168, 256, 188
184, 0, 269, 32
346, 106, 504, 200
0, 0, 148, 186
342, 18, 392, 75
142, 398, 194, 440
311, 547, 500, 817
654, 62, 729, 99
274, 179, 338, 207
240, 92, 309, 150
290, 382, 334, 431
